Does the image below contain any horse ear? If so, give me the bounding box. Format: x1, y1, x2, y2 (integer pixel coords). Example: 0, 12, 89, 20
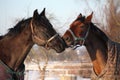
40, 8, 45, 16
77, 13, 82, 19
85, 12, 93, 23
33, 9, 39, 19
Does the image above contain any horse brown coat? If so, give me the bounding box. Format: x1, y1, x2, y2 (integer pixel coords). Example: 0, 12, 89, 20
0, 60, 24, 80
91, 40, 120, 80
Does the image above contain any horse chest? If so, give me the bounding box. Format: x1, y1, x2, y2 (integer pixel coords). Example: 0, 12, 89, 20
91, 40, 120, 80
0, 60, 25, 80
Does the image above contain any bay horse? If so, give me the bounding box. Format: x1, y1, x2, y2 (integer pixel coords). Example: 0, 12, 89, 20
0, 8, 65, 80
62, 13, 120, 80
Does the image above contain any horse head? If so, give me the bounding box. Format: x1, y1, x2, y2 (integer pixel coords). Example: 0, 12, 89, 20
31, 8, 65, 53
62, 12, 93, 48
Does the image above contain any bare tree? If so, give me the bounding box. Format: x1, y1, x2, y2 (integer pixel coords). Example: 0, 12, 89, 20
26, 47, 49, 80
83, 0, 120, 42
105, 0, 120, 42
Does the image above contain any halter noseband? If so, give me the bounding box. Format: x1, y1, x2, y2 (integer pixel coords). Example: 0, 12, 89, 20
30, 20, 59, 49
68, 24, 90, 47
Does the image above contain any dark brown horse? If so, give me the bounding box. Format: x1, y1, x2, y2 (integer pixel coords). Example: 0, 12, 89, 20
0, 8, 65, 80
62, 13, 120, 80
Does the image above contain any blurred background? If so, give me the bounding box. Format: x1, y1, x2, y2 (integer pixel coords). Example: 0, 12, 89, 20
0, 0, 120, 80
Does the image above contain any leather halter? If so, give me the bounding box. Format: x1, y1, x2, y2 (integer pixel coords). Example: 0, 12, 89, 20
30, 20, 59, 49
68, 24, 90, 48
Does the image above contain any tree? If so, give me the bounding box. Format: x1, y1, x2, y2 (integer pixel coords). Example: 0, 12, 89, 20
106, 0, 120, 42
25, 46, 49, 80
83, 0, 120, 42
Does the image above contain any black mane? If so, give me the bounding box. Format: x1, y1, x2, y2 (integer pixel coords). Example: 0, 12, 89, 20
0, 36, 3, 40
6, 18, 32, 36
76, 15, 108, 42
90, 23, 109, 42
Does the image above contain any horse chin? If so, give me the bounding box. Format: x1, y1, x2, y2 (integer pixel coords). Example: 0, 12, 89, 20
56, 49, 64, 53
57, 47, 65, 53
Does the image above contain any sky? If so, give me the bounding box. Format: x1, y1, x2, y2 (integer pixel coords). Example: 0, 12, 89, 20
0, 0, 106, 35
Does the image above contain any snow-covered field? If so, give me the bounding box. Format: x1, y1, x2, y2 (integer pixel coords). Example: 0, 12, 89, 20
24, 70, 90, 80
24, 61, 92, 80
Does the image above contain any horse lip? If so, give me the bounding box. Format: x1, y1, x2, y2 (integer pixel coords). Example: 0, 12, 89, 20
56, 43, 65, 53
56, 48, 65, 53
55, 42, 66, 53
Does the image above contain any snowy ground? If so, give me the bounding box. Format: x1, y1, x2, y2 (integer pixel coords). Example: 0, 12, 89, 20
24, 70, 90, 80
24, 61, 91, 80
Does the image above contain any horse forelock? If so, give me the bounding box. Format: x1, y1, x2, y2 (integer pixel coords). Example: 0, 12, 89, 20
76, 16, 85, 23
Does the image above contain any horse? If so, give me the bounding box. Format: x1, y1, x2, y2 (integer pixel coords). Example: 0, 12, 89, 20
0, 8, 65, 80
62, 13, 120, 80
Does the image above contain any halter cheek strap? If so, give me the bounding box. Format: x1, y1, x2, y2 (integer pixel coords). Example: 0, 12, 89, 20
30, 20, 59, 49
30, 20, 46, 45
68, 24, 90, 47
45, 34, 59, 49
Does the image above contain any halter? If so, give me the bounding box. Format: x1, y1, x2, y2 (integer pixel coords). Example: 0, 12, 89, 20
30, 20, 59, 49
68, 24, 90, 48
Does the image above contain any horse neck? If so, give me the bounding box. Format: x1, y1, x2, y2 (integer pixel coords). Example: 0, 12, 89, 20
84, 25, 108, 75
0, 23, 34, 71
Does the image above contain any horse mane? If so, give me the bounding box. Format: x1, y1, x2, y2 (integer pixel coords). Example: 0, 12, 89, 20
0, 36, 3, 40
5, 18, 31, 37
76, 15, 108, 42
90, 23, 109, 42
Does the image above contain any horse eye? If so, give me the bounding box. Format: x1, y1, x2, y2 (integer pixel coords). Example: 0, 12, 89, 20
66, 37, 71, 41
